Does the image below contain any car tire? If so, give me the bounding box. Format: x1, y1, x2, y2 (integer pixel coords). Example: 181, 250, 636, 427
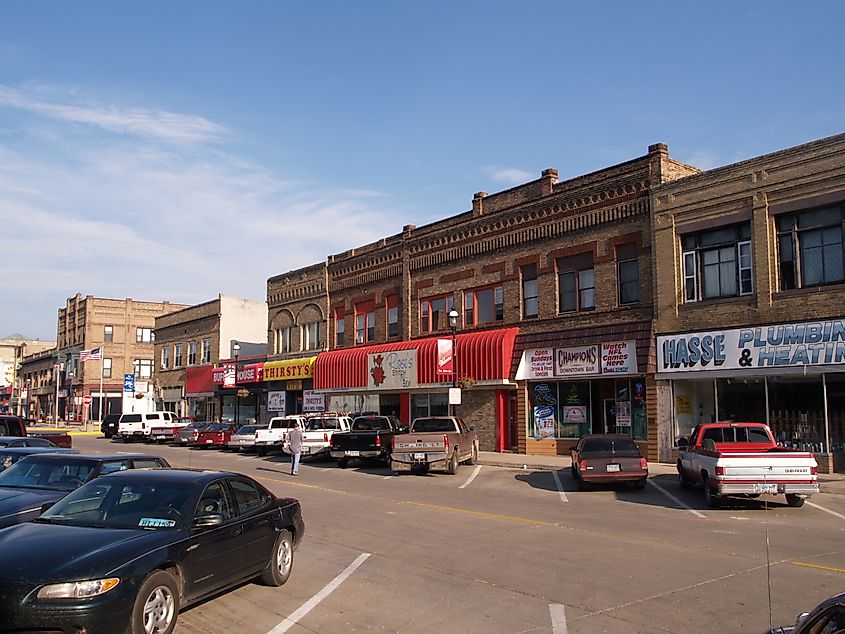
577, 477, 590, 492
231, 447, 240, 453
337, 459, 348, 469
466, 442, 478, 465
703, 475, 721, 508
446, 451, 459, 475
678, 463, 692, 490
261, 529, 294, 587
634, 478, 647, 490
123, 436, 131, 444
130, 569, 180, 634
786, 494, 806, 508
104, 432, 113, 439
257, 447, 267, 457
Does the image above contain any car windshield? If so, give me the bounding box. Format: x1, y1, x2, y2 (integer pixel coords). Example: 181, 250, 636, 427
236, 425, 258, 435
120, 414, 142, 423
0, 440, 14, 448
39, 479, 195, 530
205, 424, 229, 432
0, 457, 97, 491
306, 418, 340, 431
352, 417, 390, 431
411, 418, 455, 433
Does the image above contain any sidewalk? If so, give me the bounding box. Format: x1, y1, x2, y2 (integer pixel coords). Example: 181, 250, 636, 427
477, 451, 845, 495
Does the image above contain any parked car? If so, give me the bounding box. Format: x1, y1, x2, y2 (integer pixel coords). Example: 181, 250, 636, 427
0, 469, 305, 633
100, 414, 121, 439
0, 453, 170, 529
117, 411, 178, 442
195, 422, 239, 448
570, 434, 648, 491
255, 416, 308, 457
0, 414, 27, 437
391, 416, 478, 475
677, 422, 819, 508
767, 592, 845, 633
0, 447, 78, 472
0, 436, 58, 449
148, 417, 194, 444
28, 430, 73, 448
287, 414, 353, 458
329, 415, 406, 468
2, 415, 72, 448
177, 421, 212, 446
228, 424, 261, 452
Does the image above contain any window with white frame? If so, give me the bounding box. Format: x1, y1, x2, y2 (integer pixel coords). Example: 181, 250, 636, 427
274, 327, 292, 354
174, 343, 184, 367
301, 322, 320, 351
136, 328, 153, 343
102, 358, 112, 378
521, 264, 539, 318
104, 325, 113, 343
134, 359, 153, 379
386, 295, 399, 338
202, 337, 211, 363
355, 302, 375, 343
777, 205, 845, 290
616, 243, 640, 305
557, 253, 595, 312
188, 341, 197, 365
464, 286, 503, 326
420, 294, 454, 334
161, 346, 169, 369
335, 310, 345, 346
682, 223, 752, 302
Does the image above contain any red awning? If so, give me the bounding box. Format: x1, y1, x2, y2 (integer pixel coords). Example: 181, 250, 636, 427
186, 365, 216, 396
315, 328, 518, 390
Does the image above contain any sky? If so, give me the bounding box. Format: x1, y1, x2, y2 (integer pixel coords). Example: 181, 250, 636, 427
0, 1, 843, 340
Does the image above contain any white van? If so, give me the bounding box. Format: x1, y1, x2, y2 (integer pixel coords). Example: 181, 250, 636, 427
117, 411, 177, 442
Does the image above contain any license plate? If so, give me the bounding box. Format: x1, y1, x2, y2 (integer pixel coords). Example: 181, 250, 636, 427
606, 464, 621, 473
755, 483, 778, 494
205, 439, 213, 444
347, 450, 360, 456
413, 453, 426, 460
302, 446, 311, 454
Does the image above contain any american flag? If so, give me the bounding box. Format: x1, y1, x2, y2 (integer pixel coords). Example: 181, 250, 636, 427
79, 347, 102, 362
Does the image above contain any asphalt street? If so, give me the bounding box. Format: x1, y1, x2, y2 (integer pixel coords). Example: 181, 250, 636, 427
70, 436, 845, 634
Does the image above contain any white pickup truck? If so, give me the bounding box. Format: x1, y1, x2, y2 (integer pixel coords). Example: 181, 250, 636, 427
254, 415, 308, 456
284, 414, 353, 458
677, 422, 819, 508
117, 412, 177, 442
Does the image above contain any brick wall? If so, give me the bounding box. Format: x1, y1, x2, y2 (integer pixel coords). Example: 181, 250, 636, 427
457, 389, 497, 451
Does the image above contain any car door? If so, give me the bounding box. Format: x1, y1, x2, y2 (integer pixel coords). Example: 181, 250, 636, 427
228, 476, 276, 574
181, 480, 244, 600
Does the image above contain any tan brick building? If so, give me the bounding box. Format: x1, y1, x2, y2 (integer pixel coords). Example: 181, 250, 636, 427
19, 347, 58, 421
652, 132, 845, 469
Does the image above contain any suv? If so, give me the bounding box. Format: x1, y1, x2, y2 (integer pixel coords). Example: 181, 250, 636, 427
100, 414, 122, 439
0, 415, 26, 437
117, 412, 177, 442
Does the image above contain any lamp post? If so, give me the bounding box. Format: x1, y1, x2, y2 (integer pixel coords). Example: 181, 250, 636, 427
448, 309, 459, 416
233, 341, 241, 425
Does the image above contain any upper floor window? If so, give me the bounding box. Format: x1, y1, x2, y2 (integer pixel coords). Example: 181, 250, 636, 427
521, 264, 538, 318
464, 286, 503, 326
202, 337, 211, 364
335, 310, 345, 347
102, 358, 112, 378
386, 295, 399, 338
420, 294, 454, 334
104, 325, 113, 343
301, 322, 320, 351
161, 346, 169, 370
777, 206, 844, 290
616, 243, 640, 305
174, 343, 184, 367
134, 359, 153, 379
355, 302, 375, 344
682, 223, 752, 302
136, 328, 153, 343
274, 327, 292, 354
188, 341, 197, 365
557, 253, 595, 312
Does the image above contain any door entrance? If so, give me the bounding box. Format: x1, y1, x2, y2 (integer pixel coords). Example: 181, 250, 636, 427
603, 398, 616, 434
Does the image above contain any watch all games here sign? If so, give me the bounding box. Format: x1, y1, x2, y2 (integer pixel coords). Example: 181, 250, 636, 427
517, 341, 638, 379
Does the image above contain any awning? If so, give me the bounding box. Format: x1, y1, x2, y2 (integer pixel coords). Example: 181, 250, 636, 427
315, 328, 518, 390
186, 365, 216, 396
264, 357, 316, 381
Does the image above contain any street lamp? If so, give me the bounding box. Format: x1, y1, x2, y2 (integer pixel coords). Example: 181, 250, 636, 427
233, 341, 241, 425
448, 309, 459, 416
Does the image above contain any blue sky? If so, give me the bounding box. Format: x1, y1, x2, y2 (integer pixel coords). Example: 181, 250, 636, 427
1, 1, 843, 340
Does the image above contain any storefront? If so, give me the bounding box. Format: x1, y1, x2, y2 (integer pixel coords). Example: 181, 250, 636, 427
513, 321, 654, 458
656, 318, 845, 471
314, 328, 518, 452
263, 357, 317, 417
185, 365, 220, 422
217, 361, 266, 425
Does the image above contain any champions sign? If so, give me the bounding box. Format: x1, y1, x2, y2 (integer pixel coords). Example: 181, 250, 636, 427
657, 319, 845, 374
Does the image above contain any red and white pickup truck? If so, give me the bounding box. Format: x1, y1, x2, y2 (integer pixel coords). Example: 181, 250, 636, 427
677, 422, 819, 508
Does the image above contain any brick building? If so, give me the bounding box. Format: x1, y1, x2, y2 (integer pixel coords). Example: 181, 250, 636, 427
19, 348, 58, 421
652, 132, 845, 470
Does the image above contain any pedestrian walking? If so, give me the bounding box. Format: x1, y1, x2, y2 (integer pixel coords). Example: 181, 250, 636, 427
288, 421, 303, 476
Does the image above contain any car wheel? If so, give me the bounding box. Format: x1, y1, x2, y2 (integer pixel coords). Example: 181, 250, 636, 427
261, 529, 294, 586
337, 458, 348, 469
257, 447, 267, 457
786, 494, 806, 508
131, 569, 179, 634
678, 463, 692, 489
577, 477, 590, 491
466, 442, 478, 465
104, 432, 113, 439
231, 447, 240, 453
634, 478, 647, 490
123, 436, 131, 444
446, 450, 459, 475
703, 475, 721, 508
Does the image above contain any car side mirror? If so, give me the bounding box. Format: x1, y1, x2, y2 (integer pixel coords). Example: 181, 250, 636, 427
676, 437, 689, 449
41, 501, 55, 514
193, 513, 224, 529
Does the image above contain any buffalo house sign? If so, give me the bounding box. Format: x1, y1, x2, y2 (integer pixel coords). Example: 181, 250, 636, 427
657, 318, 845, 374
517, 341, 638, 380
368, 349, 419, 389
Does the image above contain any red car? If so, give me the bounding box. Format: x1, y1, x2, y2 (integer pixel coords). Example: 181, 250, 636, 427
195, 423, 238, 448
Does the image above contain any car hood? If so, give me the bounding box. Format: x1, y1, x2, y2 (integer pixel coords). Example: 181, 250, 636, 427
0, 523, 184, 583
0, 487, 64, 525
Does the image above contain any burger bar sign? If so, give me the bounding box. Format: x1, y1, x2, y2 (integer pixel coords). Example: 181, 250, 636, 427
517, 341, 638, 379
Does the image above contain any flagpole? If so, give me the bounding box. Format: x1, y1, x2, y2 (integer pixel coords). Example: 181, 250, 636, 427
98, 345, 105, 425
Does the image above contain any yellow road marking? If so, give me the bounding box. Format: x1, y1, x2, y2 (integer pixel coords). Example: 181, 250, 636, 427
792, 561, 845, 574
403, 501, 555, 526
255, 475, 347, 495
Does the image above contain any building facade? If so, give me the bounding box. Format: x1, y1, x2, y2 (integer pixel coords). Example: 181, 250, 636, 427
19, 348, 58, 421
652, 132, 845, 470
0, 336, 56, 414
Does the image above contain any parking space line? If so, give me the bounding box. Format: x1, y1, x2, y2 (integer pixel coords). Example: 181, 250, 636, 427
550, 604, 569, 634
551, 471, 568, 503
267, 553, 371, 634
807, 501, 845, 521
792, 561, 845, 574
459, 465, 482, 489
647, 479, 706, 518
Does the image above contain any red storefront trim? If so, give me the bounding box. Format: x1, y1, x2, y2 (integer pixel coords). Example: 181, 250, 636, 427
315, 328, 519, 390
186, 365, 216, 395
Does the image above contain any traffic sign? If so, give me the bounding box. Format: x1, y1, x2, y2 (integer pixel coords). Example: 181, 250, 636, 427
123, 373, 135, 392
82, 395, 92, 406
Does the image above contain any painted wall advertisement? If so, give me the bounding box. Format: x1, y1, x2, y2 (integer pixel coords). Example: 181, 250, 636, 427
518, 341, 638, 379
368, 350, 419, 389
657, 319, 845, 374
267, 391, 286, 412
302, 390, 325, 412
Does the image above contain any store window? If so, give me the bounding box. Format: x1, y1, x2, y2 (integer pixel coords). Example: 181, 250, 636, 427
387, 295, 399, 339
521, 264, 539, 318
420, 294, 454, 334
355, 302, 375, 344
557, 253, 595, 312
161, 346, 169, 370
104, 325, 113, 343
616, 243, 640, 305
464, 285, 503, 327
102, 358, 112, 379
134, 359, 153, 379
174, 343, 183, 367
136, 328, 153, 343
682, 223, 752, 302
411, 393, 449, 419
777, 205, 844, 290
188, 341, 197, 365
301, 322, 320, 351
202, 337, 211, 363
274, 327, 292, 354
335, 309, 345, 347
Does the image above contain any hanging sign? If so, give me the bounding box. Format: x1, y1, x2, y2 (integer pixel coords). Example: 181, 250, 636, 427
267, 391, 286, 412
436, 339, 453, 375
303, 390, 325, 412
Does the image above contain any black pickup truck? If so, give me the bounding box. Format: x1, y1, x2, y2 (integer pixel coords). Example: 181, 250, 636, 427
329, 415, 407, 468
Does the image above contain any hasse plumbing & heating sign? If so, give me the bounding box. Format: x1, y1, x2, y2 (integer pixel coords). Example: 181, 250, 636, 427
657, 318, 845, 374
